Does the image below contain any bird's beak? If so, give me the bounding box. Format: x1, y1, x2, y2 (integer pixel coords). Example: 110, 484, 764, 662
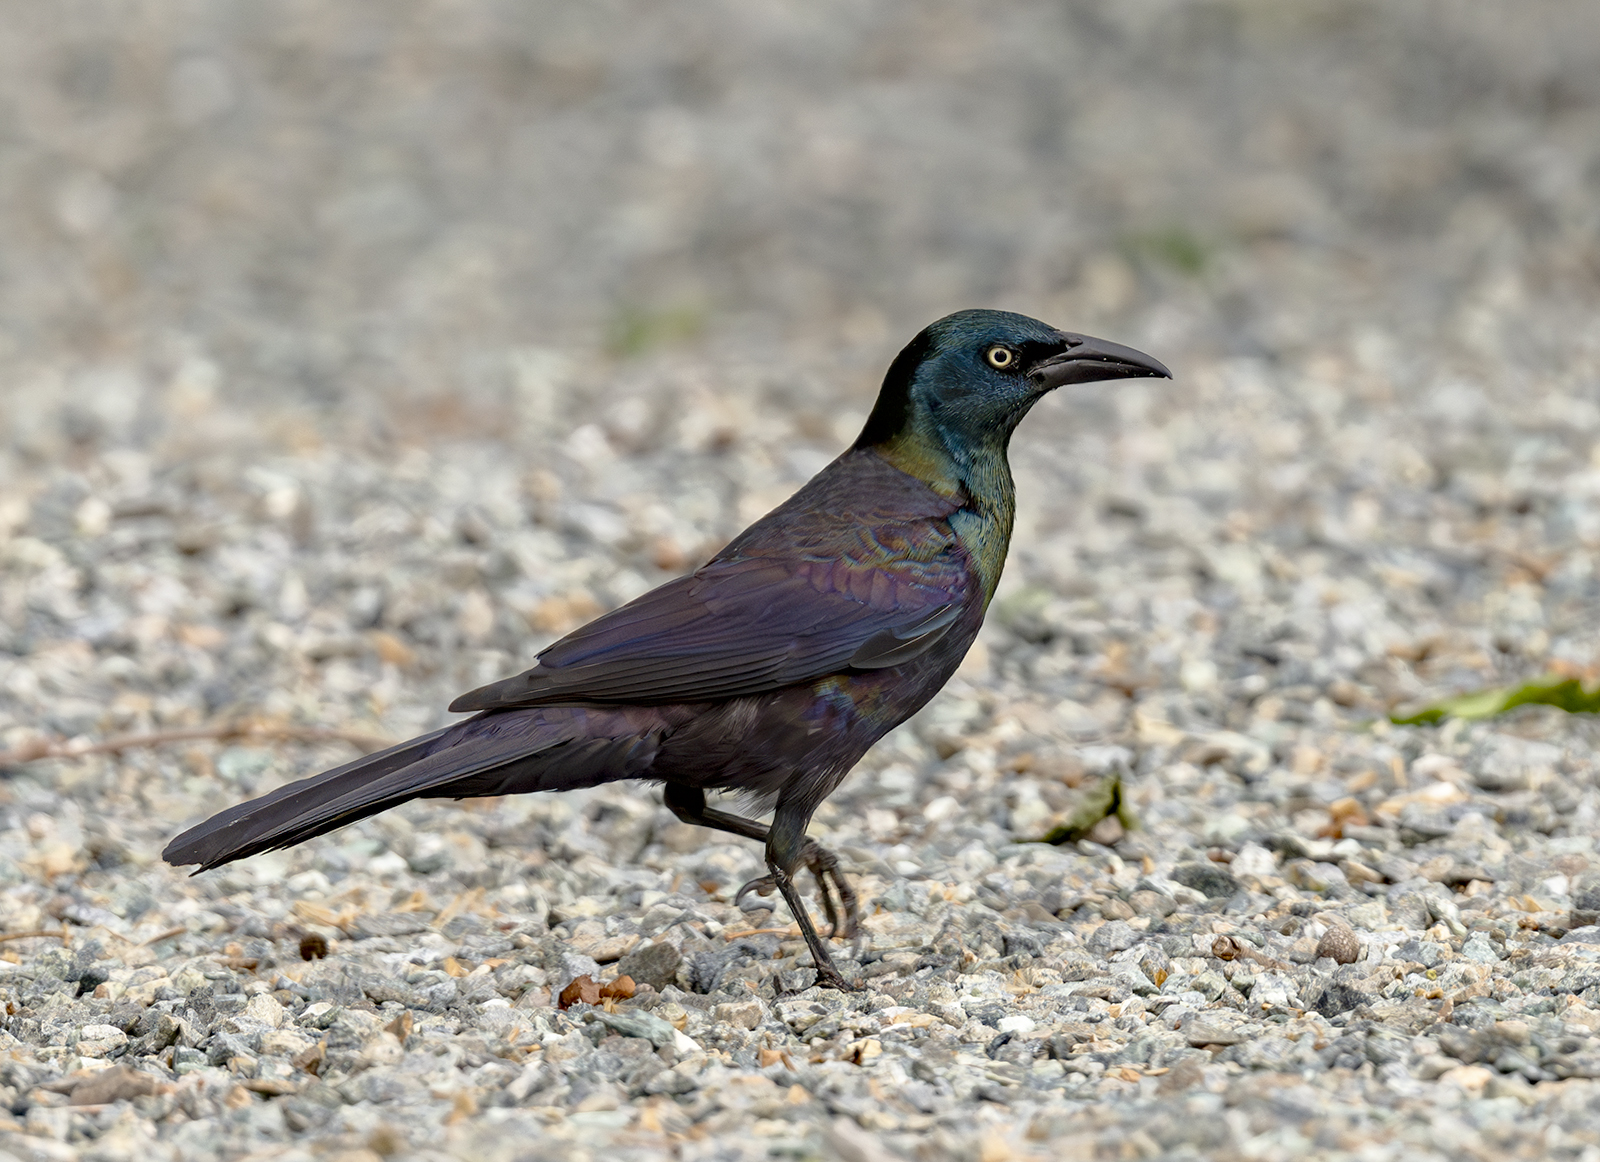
1028, 332, 1172, 389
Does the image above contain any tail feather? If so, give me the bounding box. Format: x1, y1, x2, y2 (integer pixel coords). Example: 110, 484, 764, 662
162, 711, 662, 871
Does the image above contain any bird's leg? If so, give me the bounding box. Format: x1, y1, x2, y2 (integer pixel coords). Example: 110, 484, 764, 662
733, 842, 858, 939
766, 802, 859, 992
783, 841, 859, 940
662, 785, 857, 939
662, 783, 768, 842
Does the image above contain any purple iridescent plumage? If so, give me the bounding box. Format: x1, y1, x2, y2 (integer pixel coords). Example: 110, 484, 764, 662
163, 309, 1171, 988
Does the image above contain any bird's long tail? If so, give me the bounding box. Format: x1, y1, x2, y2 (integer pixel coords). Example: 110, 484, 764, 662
162, 709, 663, 871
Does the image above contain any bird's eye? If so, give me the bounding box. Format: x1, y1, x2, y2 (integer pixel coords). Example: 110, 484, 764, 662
985, 345, 1016, 370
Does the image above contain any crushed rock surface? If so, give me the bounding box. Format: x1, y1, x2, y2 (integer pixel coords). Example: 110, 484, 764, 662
3, 3, 1600, 1160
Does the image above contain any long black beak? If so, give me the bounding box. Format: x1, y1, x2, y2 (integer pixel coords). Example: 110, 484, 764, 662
1028, 331, 1172, 389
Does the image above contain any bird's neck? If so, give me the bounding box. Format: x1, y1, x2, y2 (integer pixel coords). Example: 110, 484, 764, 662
874, 425, 1016, 602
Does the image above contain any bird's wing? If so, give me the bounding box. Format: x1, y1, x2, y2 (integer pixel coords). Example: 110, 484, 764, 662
449, 538, 971, 712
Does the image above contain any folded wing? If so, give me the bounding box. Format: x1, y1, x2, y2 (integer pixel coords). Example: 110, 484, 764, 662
451, 540, 971, 712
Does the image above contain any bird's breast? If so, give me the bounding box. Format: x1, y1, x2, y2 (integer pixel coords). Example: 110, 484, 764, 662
949, 507, 1013, 605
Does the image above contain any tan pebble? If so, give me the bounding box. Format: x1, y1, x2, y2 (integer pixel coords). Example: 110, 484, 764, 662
1315, 926, 1360, 965
1100, 896, 1135, 921
1438, 1064, 1493, 1093
1129, 890, 1175, 918
1087, 815, 1124, 847
1339, 858, 1384, 885
713, 1000, 764, 1030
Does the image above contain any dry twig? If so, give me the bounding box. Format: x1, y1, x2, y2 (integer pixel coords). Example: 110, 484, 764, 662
1211, 934, 1289, 971
0, 721, 391, 767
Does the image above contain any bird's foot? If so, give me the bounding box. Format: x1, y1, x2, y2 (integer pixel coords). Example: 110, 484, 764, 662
733, 840, 859, 940
809, 964, 862, 992
771, 968, 858, 996
801, 839, 859, 940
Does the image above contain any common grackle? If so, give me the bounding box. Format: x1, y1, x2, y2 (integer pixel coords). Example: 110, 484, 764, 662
164, 310, 1170, 990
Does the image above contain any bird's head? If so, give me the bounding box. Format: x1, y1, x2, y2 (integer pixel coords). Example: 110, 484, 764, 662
856, 309, 1171, 460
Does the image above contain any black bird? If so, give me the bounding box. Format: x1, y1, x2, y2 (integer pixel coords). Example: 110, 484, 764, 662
164, 310, 1170, 989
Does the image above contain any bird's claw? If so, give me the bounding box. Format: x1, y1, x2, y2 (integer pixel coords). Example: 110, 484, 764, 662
734, 874, 778, 909
734, 840, 859, 939
801, 839, 859, 940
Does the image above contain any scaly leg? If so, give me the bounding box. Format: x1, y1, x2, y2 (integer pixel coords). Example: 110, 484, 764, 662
662, 784, 858, 940
764, 798, 859, 991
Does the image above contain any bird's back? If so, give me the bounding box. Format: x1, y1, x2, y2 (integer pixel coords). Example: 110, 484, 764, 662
449, 446, 983, 714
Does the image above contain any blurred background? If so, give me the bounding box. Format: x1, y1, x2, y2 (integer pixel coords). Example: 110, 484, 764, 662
3, 8, 1600, 1151
1, 0, 1599, 775
4, 0, 1597, 429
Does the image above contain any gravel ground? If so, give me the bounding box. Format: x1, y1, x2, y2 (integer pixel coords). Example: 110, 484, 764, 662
4, 3, 1600, 1160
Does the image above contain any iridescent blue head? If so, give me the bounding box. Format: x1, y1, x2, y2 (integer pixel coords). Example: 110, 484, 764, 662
855, 309, 1170, 457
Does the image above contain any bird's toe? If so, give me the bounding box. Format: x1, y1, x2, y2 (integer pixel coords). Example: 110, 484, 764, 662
734, 874, 779, 909
811, 966, 862, 992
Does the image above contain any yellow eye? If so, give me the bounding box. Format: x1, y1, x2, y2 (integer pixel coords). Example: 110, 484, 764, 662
985, 345, 1015, 369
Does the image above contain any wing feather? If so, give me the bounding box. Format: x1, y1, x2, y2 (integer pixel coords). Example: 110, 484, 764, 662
451, 493, 972, 712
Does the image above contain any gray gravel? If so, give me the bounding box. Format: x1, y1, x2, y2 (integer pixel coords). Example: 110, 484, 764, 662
4, 2, 1600, 1160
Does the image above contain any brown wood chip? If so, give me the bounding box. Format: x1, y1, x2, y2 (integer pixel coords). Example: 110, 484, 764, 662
558, 974, 601, 1009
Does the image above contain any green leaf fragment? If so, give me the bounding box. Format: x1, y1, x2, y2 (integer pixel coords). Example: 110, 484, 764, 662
1390, 676, 1600, 726
1035, 776, 1138, 845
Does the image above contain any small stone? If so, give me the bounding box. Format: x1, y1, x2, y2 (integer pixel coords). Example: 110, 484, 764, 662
1310, 980, 1369, 1017
1415, 1055, 1457, 1080
132, 1011, 184, 1056
1345, 901, 1387, 929
1087, 815, 1124, 846
1203, 814, 1252, 846
1186, 1022, 1245, 1047
76, 1024, 129, 1057
1287, 861, 1347, 893
299, 1003, 341, 1029
361, 975, 425, 1008
593, 1010, 678, 1049
1100, 896, 1136, 921
345, 912, 429, 939
1314, 926, 1360, 965
292, 1040, 326, 1075
575, 934, 641, 963
617, 940, 683, 991
714, 1000, 765, 1030
245, 992, 285, 1028
1339, 858, 1384, 886
558, 975, 601, 1009
1485, 1073, 1538, 1105
555, 951, 604, 988
69, 1065, 166, 1106
1461, 932, 1501, 963
260, 1029, 314, 1057
1395, 939, 1447, 968
1087, 921, 1138, 954
826, 1117, 902, 1162
1172, 863, 1241, 900
1231, 843, 1278, 878
1129, 890, 1175, 918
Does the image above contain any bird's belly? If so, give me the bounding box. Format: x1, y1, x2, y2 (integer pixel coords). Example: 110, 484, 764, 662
651, 608, 982, 804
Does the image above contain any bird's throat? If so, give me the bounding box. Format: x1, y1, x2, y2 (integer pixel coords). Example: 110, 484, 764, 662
873, 428, 1016, 604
